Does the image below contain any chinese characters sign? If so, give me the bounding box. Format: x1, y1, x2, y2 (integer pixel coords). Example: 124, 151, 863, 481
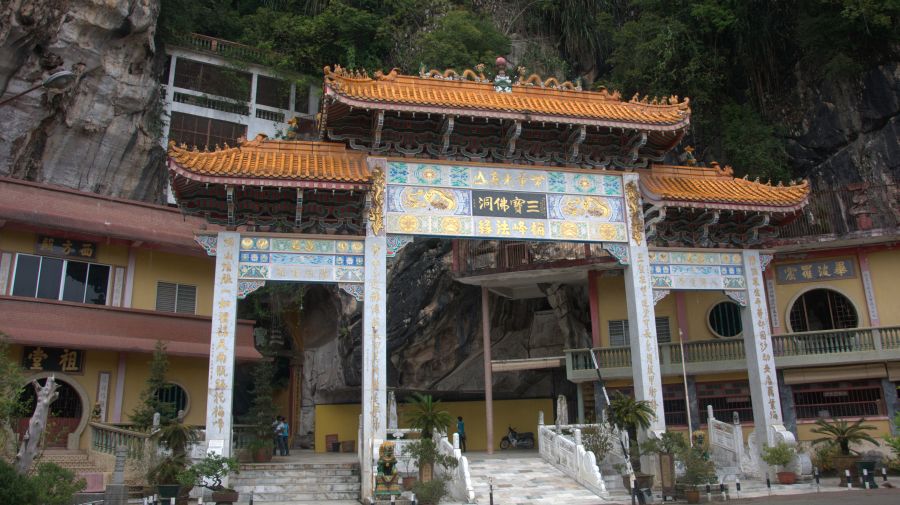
384, 161, 628, 242
775, 258, 855, 284
649, 250, 746, 291
226, 236, 365, 284
36, 236, 96, 259
22, 346, 84, 373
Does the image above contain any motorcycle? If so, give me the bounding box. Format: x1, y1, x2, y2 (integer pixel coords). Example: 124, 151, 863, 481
499, 426, 535, 450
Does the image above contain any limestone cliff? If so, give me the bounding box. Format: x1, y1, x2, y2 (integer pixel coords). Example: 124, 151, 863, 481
0, 0, 166, 201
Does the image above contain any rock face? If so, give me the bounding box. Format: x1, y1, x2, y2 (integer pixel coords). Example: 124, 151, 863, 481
0, 0, 166, 202
786, 63, 900, 188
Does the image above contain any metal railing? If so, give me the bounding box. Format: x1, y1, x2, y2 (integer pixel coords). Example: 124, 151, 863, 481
566, 325, 900, 376
174, 33, 271, 64
778, 184, 898, 240
453, 239, 611, 275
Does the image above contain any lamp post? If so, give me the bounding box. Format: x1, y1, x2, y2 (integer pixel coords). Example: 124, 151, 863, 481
0, 70, 76, 107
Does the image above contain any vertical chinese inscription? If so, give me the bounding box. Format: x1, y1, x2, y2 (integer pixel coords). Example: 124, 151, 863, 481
361, 234, 387, 500
205, 232, 239, 456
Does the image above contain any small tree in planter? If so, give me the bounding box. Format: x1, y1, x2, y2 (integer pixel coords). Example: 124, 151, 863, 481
240, 356, 278, 462
761, 442, 797, 484
811, 418, 879, 486
406, 393, 452, 440
606, 391, 656, 489
404, 438, 458, 483
679, 445, 716, 504
147, 415, 199, 503
178, 453, 240, 505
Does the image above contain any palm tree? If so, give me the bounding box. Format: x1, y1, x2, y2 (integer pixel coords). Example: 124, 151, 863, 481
405, 393, 452, 439
607, 391, 655, 434
810, 418, 879, 455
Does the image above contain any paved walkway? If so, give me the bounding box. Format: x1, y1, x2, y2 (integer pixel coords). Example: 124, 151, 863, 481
467, 451, 604, 505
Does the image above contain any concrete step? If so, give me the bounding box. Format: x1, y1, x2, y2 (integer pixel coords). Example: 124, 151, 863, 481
234, 483, 360, 493
232, 475, 359, 485
244, 492, 361, 501
468, 455, 604, 505
250, 501, 360, 505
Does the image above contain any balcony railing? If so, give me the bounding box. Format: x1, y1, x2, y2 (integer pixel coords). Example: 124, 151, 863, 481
566, 325, 900, 381
174, 33, 272, 64
452, 239, 613, 276
777, 183, 898, 241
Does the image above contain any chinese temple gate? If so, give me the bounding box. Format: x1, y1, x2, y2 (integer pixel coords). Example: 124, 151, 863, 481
167, 63, 809, 502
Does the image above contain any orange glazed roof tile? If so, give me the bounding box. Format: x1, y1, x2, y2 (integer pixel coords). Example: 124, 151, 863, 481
167, 135, 370, 188
323, 66, 691, 130
640, 164, 810, 212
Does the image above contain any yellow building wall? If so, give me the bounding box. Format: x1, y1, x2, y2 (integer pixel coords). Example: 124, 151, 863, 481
771, 255, 870, 332
315, 398, 553, 453
0, 230, 128, 267
679, 291, 734, 341
130, 249, 215, 315
796, 419, 892, 441
120, 353, 210, 427
864, 249, 900, 326
595, 275, 678, 346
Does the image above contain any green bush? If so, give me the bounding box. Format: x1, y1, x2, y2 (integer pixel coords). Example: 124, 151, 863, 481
0, 460, 38, 504
0, 460, 85, 505
412, 476, 449, 505
811, 443, 842, 473
761, 442, 796, 469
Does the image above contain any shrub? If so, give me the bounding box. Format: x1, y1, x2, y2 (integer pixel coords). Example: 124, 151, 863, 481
0, 460, 85, 505
761, 443, 796, 470
811, 443, 841, 473
412, 476, 449, 505
581, 423, 615, 463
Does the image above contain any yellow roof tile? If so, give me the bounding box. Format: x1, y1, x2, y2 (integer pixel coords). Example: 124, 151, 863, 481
168, 136, 370, 186
640, 164, 809, 211
324, 67, 691, 129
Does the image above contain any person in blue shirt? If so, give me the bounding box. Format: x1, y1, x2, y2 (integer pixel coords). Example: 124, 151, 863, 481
279, 417, 290, 456
456, 416, 466, 452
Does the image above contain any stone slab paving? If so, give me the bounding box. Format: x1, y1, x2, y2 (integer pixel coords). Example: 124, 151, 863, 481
467, 452, 606, 505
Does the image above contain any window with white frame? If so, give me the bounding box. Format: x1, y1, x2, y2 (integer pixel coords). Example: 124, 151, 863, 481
608, 317, 672, 346
155, 282, 197, 314
11, 253, 110, 305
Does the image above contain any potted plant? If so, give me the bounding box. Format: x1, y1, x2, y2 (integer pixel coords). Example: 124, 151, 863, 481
412, 476, 450, 505
406, 393, 452, 440
679, 445, 716, 504
811, 418, 879, 487
607, 392, 656, 490
148, 415, 199, 503
641, 432, 687, 497
240, 357, 279, 463
761, 442, 797, 484
404, 437, 457, 484
178, 453, 240, 505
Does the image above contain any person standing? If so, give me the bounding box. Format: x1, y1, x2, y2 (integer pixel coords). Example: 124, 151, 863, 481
272, 416, 282, 455
457, 416, 467, 453
280, 416, 290, 456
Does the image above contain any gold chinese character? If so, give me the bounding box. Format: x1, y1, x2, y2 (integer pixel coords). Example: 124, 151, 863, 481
58, 349, 78, 371
473, 171, 487, 185
478, 220, 493, 235
511, 197, 525, 214
530, 222, 546, 236
512, 221, 527, 234
61, 240, 74, 255
494, 197, 510, 212
784, 267, 797, 281
40, 237, 54, 251
490, 171, 500, 185
497, 221, 511, 235
28, 347, 48, 370
502, 174, 511, 186
800, 264, 813, 279
79, 243, 94, 257
525, 200, 542, 213
834, 261, 848, 276
530, 175, 545, 187
478, 197, 494, 211
518, 174, 527, 187
817, 263, 831, 277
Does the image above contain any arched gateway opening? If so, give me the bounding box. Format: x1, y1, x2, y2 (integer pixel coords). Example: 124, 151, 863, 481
17, 375, 87, 449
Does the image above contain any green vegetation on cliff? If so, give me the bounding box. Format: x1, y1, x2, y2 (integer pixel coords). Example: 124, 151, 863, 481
158, 0, 898, 180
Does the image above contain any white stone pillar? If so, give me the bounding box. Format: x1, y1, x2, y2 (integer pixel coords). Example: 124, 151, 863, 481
741, 250, 783, 450
361, 166, 387, 502
622, 174, 665, 434
205, 231, 240, 456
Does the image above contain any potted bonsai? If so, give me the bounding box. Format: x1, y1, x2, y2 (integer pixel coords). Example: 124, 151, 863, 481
679, 444, 716, 504
761, 442, 797, 484
607, 391, 656, 491
641, 432, 687, 497
811, 418, 879, 487
178, 453, 240, 505
148, 416, 199, 503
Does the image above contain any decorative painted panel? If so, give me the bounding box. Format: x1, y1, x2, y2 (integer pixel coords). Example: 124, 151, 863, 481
648, 250, 745, 290
774, 258, 855, 284
384, 161, 627, 243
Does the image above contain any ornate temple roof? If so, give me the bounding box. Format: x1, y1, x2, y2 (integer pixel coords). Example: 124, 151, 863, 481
640, 164, 810, 212
167, 136, 370, 189
323, 66, 691, 130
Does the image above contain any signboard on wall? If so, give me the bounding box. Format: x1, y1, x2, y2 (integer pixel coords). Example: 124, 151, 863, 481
775, 258, 856, 284
35, 235, 97, 259
384, 161, 628, 243
22, 346, 84, 373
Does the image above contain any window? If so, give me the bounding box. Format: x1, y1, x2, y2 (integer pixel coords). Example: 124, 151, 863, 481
697, 381, 754, 424
709, 301, 743, 337
255, 75, 291, 110
789, 288, 858, 332
12, 254, 109, 305
793, 379, 884, 420
663, 384, 688, 426
172, 58, 251, 101
155, 383, 188, 415
155, 282, 197, 314
608, 317, 672, 346
168, 112, 246, 151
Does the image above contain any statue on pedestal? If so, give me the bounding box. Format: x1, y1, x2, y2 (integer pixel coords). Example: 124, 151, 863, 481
374, 441, 401, 498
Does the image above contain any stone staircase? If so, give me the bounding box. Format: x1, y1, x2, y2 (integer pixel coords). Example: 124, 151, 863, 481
40, 450, 107, 492
231, 461, 361, 505
467, 453, 606, 505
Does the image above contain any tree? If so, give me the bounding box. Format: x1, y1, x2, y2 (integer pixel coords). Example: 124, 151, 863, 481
0, 336, 25, 458
410, 10, 511, 72
131, 341, 175, 429
810, 417, 879, 455
607, 391, 655, 435
15, 376, 59, 474
405, 393, 452, 439
241, 356, 279, 448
